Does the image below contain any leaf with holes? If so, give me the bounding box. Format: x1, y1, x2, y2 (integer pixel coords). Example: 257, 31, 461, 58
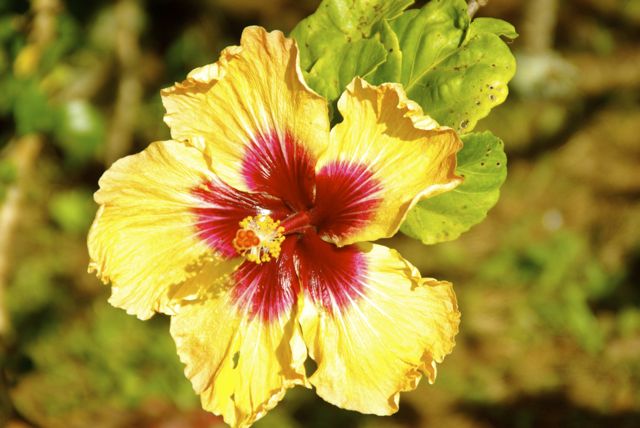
302, 38, 387, 102
401, 131, 507, 244
369, 0, 517, 133
290, 0, 413, 103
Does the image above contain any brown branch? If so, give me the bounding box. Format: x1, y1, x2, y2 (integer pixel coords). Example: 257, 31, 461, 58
105, 0, 144, 166
13, 0, 62, 76
31, 0, 61, 46
521, 0, 558, 53
0, 137, 42, 337
59, 59, 113, 102
467, 0, 488, 19
1, 0, 58, 339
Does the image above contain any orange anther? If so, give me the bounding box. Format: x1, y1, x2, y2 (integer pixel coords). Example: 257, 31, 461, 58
233, 215, 285, 264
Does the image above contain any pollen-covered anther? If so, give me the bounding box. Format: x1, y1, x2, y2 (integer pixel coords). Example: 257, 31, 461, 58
232, 215, 285, 264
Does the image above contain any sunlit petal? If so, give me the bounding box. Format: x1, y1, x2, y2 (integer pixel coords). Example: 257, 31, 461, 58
297, 238, 460, 414
88, 140, 218, 319
161, 26, 329, 209
315, 77, 462, 246
171, 239, 307, 427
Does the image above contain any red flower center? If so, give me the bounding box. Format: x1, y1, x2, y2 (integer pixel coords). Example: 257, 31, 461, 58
191, 132, 382, 320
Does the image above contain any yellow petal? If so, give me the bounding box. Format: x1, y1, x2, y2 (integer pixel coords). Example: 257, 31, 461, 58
161, 26, 329, 201
315, 77, 462, 246
170, 253, 307, 428
299, 243, 460, 415
88, 140, 217, 319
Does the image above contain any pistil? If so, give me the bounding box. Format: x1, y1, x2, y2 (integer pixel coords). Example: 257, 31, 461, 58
233, 211, 315, 264
233, 215, 285, 264
280, 210, 313, 235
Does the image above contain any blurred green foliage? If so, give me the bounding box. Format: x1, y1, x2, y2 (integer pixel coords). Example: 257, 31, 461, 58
480, 229, 613, 353
12, 304, 196, 426
1, 0, 640, 427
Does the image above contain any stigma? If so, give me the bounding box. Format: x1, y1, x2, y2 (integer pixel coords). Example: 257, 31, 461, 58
233, 215, 285, 264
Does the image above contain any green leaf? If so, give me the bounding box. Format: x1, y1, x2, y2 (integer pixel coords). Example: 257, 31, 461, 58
14, 79, 56, 135
291, 0, 413, 102
370, 0, 517, 133
0, 76, 15, 115
467, 17, 519, 39
401, 131, 507, 244
292, 0, 413, 68
0, 158, 16, 184
0, 158, 17, 202
0, 16, 17, 42
368, 19, 403, 83
305, 38, 387, 102
53, 99, 105, 164
48, 189, 95, 235
373, 2, 469, 84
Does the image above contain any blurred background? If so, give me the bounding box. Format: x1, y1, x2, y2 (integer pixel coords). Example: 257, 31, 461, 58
1, 0, 639, 427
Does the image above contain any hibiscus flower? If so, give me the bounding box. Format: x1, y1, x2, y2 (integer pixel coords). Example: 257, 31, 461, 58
88, 26, 462, 428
